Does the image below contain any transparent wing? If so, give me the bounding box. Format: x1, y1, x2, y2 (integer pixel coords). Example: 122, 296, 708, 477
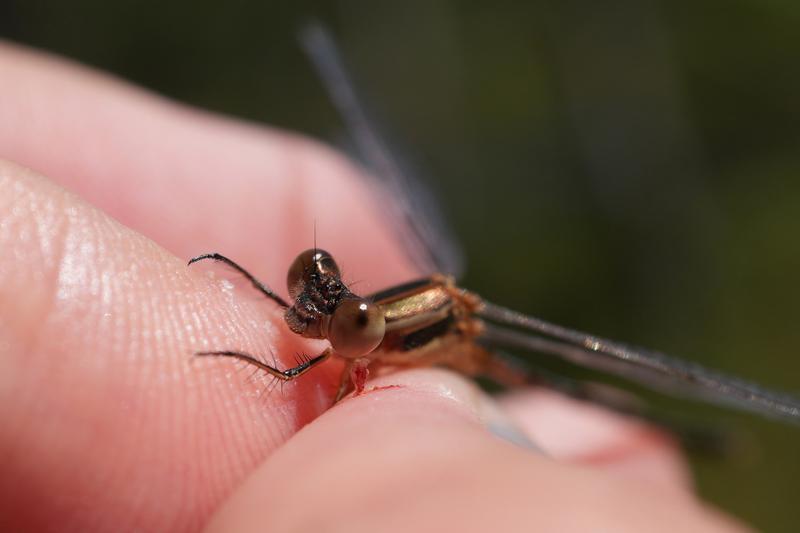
490, 350, 736, 456
478, 301, 800, 423
299, 22, 465, 278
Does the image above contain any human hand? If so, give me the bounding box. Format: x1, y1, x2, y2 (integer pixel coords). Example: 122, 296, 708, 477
0, 42, 748, 532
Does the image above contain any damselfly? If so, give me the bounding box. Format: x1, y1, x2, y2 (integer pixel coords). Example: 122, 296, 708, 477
190, 24, 800, 425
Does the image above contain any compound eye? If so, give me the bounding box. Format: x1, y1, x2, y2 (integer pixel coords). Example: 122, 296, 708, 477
328, 299, 386, 358
287, 248, 340, 298
314, 250, 340, 278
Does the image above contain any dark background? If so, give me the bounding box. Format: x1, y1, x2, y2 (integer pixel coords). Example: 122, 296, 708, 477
3, 1, 799, 530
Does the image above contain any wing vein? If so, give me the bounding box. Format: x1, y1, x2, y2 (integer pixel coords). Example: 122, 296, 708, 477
299, 22, 464, 277
479, 301, 800, 422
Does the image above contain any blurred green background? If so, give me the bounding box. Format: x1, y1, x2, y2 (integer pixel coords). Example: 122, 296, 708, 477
3, 0, 799, 530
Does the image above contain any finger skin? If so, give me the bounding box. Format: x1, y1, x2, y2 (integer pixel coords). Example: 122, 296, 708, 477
0, 161, 341, 531
0, 40, 417, 292
500, 389, 693, 490
204, 370, 749, 533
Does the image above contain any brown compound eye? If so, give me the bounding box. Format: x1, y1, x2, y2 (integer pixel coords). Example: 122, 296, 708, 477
287, 248, 341, 299
328, 298, 386, 358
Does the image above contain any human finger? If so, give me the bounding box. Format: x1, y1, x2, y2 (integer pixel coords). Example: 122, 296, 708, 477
500, 388, 692, 490
0, 161, 341, 531
204, 369, 749, 533
0, 40, 416, 293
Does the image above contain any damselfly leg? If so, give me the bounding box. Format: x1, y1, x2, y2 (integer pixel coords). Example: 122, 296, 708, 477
189, 253, 325, 386
195, 349, 332, 381
188, 253, 290, 308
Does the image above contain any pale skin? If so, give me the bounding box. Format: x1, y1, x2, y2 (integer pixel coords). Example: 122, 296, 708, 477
0, 42, 748, 532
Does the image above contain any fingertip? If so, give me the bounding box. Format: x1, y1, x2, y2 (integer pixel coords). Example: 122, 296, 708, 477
500, 388, 693, 490
203, 368, 534, 532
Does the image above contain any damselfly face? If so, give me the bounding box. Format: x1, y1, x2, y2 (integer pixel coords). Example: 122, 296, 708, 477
284, 249, 386, 358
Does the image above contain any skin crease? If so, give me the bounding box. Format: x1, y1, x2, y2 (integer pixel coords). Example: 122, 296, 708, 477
0, 42, 749, 532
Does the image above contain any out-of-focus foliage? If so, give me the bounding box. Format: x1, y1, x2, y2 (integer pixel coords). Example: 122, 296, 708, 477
3, 1, 799, 530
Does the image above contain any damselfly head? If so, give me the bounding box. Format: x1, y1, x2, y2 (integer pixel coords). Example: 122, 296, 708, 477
284, 249, 386, 357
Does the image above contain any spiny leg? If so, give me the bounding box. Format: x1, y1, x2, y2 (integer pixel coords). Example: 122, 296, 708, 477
196, 348, 331, 382
188, 253, 290, 308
